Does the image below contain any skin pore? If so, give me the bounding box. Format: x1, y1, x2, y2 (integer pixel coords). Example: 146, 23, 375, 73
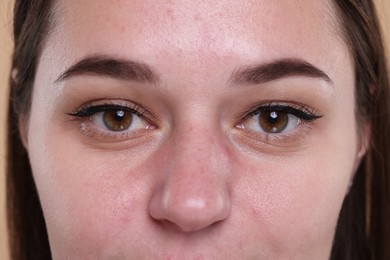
21, 0, 368, 259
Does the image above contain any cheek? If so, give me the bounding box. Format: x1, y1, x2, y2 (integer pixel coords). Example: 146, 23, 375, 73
27, 119, 154, 256
235, 135, 357, 254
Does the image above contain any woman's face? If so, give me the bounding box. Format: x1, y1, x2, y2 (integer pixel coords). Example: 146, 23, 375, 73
24, 0, 367, 259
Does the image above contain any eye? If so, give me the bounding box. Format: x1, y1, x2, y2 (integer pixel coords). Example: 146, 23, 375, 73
257, 111, 299, 133
92, 109, 145, 132
238, 103, 322, 134
68, 102, 154, 137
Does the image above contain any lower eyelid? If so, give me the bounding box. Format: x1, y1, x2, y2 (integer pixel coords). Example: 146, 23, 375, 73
68, 114, 153, 143
233, 122, 314, 152
78, 120, 153, 142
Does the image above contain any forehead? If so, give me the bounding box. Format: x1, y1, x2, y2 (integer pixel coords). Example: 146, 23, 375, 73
51, 0, 343, 63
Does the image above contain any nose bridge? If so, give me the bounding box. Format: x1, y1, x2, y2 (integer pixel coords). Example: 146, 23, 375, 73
169, 125, 226, 206
170, 111, 232, 188
149, 119, 232, 232
174, 121, 221, 171
169, 101, 230, 179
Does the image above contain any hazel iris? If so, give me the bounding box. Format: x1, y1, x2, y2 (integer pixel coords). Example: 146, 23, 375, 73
259, 111, 288, 133
103, 110, 132, 131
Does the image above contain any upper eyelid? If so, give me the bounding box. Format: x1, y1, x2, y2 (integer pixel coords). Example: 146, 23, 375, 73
243, 103, 322, 119
72, 104, 145, 117
68, 100, 152, 119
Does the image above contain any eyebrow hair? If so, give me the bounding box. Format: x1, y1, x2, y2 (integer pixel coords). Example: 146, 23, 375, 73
55, 55, 159, 83
231, 58, 334, 86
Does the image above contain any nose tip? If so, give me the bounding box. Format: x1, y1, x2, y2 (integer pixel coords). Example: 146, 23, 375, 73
149, 185, 231, 233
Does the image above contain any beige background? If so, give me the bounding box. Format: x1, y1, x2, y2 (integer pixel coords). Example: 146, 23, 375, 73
0, 1, 389, 259
1, 0, 14, 259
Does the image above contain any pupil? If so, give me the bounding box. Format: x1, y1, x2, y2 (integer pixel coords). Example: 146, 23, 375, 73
268, 111, 278, 124
114, 110, 125, 121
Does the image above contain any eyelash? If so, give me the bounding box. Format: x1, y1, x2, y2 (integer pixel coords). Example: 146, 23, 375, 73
244, 103, 322, 122
69, 103, 145, 118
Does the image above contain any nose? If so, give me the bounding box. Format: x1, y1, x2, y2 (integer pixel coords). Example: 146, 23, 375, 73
149, 127, 231, 233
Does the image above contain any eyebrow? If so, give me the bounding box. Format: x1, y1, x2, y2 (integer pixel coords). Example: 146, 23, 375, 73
55, 55, 159, 83
231, 58, 333, 86
56, 56, 332, 87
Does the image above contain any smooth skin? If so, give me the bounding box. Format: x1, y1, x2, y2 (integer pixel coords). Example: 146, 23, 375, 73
22, 0, 368, 259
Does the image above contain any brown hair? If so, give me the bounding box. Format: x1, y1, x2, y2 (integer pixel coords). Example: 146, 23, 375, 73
7, 1, 53, 259
6, 0, 390, 259
331, 1, 390, 259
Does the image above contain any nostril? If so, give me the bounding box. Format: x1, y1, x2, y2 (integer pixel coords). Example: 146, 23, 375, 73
158, 215, 224, 233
